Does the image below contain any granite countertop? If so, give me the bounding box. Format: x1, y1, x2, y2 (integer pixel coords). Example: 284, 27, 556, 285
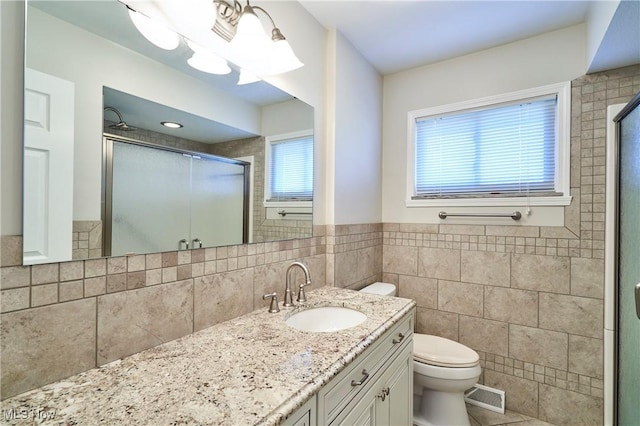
0, 286, 416, 425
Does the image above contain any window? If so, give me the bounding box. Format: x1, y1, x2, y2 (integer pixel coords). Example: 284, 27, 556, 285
265, 131, 313, 203
407, 82, 572, 207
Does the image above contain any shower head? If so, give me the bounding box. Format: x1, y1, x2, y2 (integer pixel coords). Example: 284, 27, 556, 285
104, 106, 138, 131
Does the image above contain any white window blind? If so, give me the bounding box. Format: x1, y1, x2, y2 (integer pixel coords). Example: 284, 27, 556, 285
414, 95, 557, 198
269, 136, 313, 201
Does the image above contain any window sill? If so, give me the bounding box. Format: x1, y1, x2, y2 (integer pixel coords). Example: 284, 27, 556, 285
405, 195, 572, 208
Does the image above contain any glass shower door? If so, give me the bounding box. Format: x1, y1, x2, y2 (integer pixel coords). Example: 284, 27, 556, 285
616, 94, 640, 425
110, 141, 191, 255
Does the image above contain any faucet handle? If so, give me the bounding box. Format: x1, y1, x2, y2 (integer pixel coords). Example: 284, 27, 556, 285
296, 282, 310, 303
262, 292, 280, 313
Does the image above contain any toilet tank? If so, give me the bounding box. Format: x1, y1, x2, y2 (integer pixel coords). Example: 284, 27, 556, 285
360, 282, 397, 297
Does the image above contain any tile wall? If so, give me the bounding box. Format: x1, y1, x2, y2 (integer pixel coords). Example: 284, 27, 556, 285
0, 231, 326, 399
381, 65, 640, 425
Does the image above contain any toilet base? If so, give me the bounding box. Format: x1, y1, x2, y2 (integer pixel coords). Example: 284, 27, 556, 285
413, 388, 470, 426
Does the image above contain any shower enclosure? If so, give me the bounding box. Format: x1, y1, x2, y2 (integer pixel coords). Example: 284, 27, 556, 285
103, 136, 249, 256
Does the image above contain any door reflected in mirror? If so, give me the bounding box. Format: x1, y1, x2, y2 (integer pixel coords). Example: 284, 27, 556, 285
23, 1, 314, 265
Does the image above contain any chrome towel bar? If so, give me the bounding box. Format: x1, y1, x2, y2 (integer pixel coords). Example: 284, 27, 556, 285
438, 211, 522, 220
278, 210, 313, 217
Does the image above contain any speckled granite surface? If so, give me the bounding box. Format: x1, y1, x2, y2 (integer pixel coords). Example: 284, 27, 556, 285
0, 286, 415, 425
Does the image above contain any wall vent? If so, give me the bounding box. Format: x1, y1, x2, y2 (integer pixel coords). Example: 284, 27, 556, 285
464, 384, 505, 414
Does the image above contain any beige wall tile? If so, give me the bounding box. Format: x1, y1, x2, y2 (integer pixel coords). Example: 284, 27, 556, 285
127, 255, 146, 272
418, 247, 460, 280
398, 275, 437, 309
59, 280, 84, 302
356, 246, 378, 282
398, 223, 438, 233
1, 266, 30, 289
538, 384, 603, 425
539, 293, 603, 338
511, 254, 570, 293
31, 283, 58, 307
509, 324, 568, 370
84, 259, 106, 278
1, 288, 30, 313
485, 226, 539, 237
97, 281, 193, 365
415, 307, 458, 341
145, 269, 163, 286
126, 271, 146, 290
438, 280, 483, 317
383, 245, 418, 275
484, 370, 539, 418
461, 251, 510, 287
146, 253, 162, 269
60, 261, 84, 281
1, 236, 22, 267
459, 315, 508, 356
1, 299, 96, 398
107, 257, 127, 275
335, 251, 358, 288
84, 277, 106, 297
569, 335, 603, 379
571, 257, 604, 298
194, 269, 253, 331
162, 252, 178, 267
162, 266, 177, 283
31, 264, 58, 285
106, 274, 127, 293
484, 287, 538, 327
438, 224, 485, 235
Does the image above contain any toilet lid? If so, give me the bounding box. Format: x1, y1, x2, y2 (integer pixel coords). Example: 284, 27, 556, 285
413, 334, 480, 368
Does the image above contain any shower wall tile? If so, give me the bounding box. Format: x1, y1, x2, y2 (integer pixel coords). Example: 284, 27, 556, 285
461, 250, 510, 286
97, 280, 193, 365
539, 293, 603, 338
61, 260, 85, 281
0, 298, 96, 398
417, 247, 460, 280
1, 266, 30, 289
1, 287, 30, 313
31, 283, 58, 307
511, 253, 570, 293
484, 287, 538, 327
0, 236, 22, 267
59, 280, 84, 302
509, 325, 568, 370
31, 263, 58, 285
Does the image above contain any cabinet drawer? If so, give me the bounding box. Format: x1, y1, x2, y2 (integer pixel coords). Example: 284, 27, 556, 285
318, 313, 413, 424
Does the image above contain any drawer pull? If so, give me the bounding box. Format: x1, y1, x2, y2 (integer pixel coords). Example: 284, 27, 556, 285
392, 333, 405, 344
351, 369, 370, 386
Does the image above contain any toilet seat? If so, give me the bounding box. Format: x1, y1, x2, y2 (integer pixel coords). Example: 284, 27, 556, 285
413, 334, 479, 368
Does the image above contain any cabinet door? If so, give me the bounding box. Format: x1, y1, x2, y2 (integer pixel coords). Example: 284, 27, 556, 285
380, 347, 412, 426
338, 386, 377, 426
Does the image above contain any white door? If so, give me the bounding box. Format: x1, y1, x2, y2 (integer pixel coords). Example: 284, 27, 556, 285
23, 68, 74, 264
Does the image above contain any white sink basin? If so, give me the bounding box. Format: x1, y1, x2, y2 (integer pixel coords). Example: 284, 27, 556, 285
286, 306, 367, 332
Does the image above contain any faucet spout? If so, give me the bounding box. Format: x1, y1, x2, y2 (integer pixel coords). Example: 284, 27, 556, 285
284, 261, 311, 307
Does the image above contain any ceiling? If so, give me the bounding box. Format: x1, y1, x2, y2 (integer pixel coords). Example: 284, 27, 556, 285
299, 0, 633, 75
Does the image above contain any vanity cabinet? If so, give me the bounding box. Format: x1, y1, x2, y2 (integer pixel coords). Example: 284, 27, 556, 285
317, 313, 414, 425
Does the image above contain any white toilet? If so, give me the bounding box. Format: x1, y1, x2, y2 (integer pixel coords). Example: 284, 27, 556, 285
360, 282, 481, 426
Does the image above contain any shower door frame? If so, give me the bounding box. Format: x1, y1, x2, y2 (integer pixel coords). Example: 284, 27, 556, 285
102, 134, 250, 256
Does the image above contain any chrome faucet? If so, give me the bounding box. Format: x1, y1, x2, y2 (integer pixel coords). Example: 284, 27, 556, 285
284, 261, 312, 307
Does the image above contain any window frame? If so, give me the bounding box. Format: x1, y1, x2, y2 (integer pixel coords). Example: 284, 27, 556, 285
264, 129, 313, 208
406, 82, 572, 207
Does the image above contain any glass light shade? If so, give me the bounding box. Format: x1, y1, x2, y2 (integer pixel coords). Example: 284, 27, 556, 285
266, 39, 304, 75
237, 69, 261, 85
128, 9, 180, 50
230, 6, 271, 64
187, 52, 231, 75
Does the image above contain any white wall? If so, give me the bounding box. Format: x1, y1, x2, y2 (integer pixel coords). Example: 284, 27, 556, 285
327, 30, 383, 225
382, 24, 588, 226
261, 99, 314, 137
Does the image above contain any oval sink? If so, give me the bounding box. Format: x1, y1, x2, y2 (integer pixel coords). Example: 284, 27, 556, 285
286, 306, 367, 332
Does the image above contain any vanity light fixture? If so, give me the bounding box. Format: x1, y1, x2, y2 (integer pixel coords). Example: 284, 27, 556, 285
237, 68, 261, 85
127, 7, 180, 50
212, 0, 304, 79
186, 40, 231, 75
161, 121, 183, 129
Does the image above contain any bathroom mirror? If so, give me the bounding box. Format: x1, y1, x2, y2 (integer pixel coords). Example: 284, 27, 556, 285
23, 0, 313, 264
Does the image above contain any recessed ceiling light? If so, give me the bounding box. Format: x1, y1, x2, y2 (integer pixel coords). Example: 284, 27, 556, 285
161, 121, 183, 129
